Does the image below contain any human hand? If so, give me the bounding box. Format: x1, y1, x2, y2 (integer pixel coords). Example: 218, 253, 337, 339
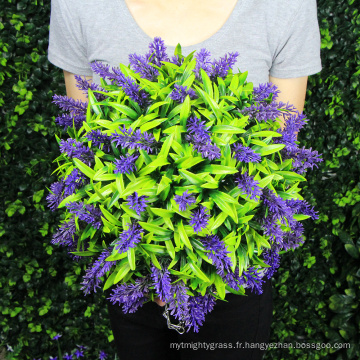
154, 296, 166, 307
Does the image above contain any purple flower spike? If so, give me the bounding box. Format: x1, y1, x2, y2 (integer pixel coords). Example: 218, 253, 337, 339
232, 143, 261, 163
147, 37, 170, 67
66, 201, 102, 229
253, 82, 281, 102
46, 181, 65, 211
59, 139, 94, 166
184, 294, 216, 332
111, 126, 156, 153
99, 351, 108, 360
80, 247, 117, 295
234, 171, 262, 200
52, 94, 87, 115
200, 234, 233, 278
150, 262, 172, 302
194, 48, 212, 79
115, 222, 144, 253
107, 276, 150, 313
52, 334, 62, 340
64, 169, 87, 197
114, 154, 138, 174
85, 129, 112, 153
169, 84, 197, 103
74, 74, 107, 101
210, 52, 239, 79
174, 190, 196, 211
126, 192, 148, 216
55, 113, 85, 130
129, 53, 158, 81
189, 205, 210, 233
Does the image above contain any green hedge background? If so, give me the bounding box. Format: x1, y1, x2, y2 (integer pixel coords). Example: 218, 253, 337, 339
0, 0, 359, 359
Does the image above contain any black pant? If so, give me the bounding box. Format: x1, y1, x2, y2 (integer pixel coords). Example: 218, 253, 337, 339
106, 277, 273, 360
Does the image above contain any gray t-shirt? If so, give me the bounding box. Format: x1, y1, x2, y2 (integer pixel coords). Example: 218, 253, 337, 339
48, 0, 322, 88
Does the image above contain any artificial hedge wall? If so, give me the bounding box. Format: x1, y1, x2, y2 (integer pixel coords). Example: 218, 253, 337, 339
0, 0, 359, 359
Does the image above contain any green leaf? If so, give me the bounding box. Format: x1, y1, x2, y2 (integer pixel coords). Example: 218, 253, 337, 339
214, 274, 226, 299
127, 248, 136, 270
275, 171, 306, 182
188, 260, 210, 282
179, 95, 191, 126
150, 208, 175, 218
141, 244, 167, 254
107, 102, 138, 119
138, 222, 172, 236
251, 131, 282, 138
211, 125, 245, 134
178, 169, 206, 185
165, 239, 176, 259
178, 221, 193, 250
114, 259, 131, 284
257, 144, 285, 156
100, 205, 122, 226
201, 165, 238, 175
200, 68, 213, 98
73, 158, 95, 179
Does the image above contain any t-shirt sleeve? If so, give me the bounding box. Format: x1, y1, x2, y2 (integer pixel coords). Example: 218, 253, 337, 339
48, 0, 93, 76
269, 0, 322, 78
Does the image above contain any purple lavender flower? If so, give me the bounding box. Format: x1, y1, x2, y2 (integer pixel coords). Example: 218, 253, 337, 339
115, 222, 144, 253
107, 276, 150, 313
74, 74, 107, 101
167, 280, 190, 321
85, 129, 112, 153
194, 48, 212, 79
200, 234, 233, 278
169, 84, 197, 103
184, 293, 216, 332
111, 126, 156, 153
261, 216, 284, 249
240, 266, 265, 295
52, 334, 62, 340
110, 67, 150, 107
234, 171, 262, 200
64, 169, 87, 197
51, 218, 77, 247
232, 143, 261, 163
50, 357, 58, 360
253, 82, 280, 102
150, 262, 172, 302
287, 146, 323, 174
55, 113, 85, 130
46, 181, 65, 211
129, 53, 158, 81
66, 201, 102, 229
282, 221, 305, 251
262, 249, 281, 279
210, 52, 239, 80
274, 112, 308, 152
185, 115, 221, 160
99, 351, 108, 360
63, 354, 73, 360
189, 205, 210, 233
52, 94, 87, 115
126, 192, 148, 216
171, 54, 184, 66
59, 139, 94, 166
174, 190, 196, 211
146, 37, 170, 67
80, 247, 117, 295
113, 154, 138, 174
74, 349, 84, 359
285, 198, 318, 220
261, 188, 292, 224
240, 100, 297, 122
90, 61, 114, 81
186, 115, 211, 144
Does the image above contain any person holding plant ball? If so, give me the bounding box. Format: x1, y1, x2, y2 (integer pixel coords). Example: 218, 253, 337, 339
47, 0, 322, 359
